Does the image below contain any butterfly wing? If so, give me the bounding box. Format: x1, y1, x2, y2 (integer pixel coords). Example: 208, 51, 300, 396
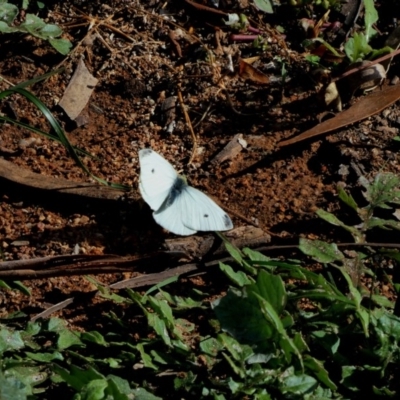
154, 183, 233, 235
152, 176, 197, 235
138, 149, 178, 211
182, 186, 233, 232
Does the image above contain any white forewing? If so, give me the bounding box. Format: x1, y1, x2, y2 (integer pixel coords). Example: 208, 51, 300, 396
154, 185, 233, 236
139, 149, 178, 211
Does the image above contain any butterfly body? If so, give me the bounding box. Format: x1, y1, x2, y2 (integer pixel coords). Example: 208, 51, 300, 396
139, 149, 233, 236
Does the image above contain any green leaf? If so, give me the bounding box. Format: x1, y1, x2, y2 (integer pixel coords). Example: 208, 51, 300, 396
218, 333, 254, 363
341, 365, 359, 391
361, 173, 400, 209
158, 291, 202, 309
338, 268, 370, 336
80, 378, 108, 399
299, 238, 344, 263
222, 237, 244, 265
281, 373, 318, 395
11, 67, 64, 89
310, 331, 340, 356
200, 337, 223, 357
147, 296, 175, 326
371, 294, 394, 308
81, 331, 108, 346
345, 32, 372, 62
366, 217, 400, 230
136, 343, 158, 370
40, 23, 63, 38
0, 2, 18, 25
212, 288, 274, 350
25, 351, 63, 362
107, 375, 133, 396
0, 20, 18, 32
303, 355, 337, 390
147, 313, 172, 347
47, 318, 83, 349
0, 280, 12, 289
242, 247, 271, 262
316, 209, 364, 242
377, 313, 400, 338
131, 387, 162, 400
0, 328, 25, 353
337, 185, 358, 211
58, 329, 83, 350
4, 364, 47, 392
145, 276, 179, 297
254, 0, 274, 14
219, 262, 253, 287
21, 14, 46, 35
48, 37, 73, 55
368, 46, 394, 61
218, 232, 256, 273
9, 281, 31, 296
254, 294, 302, 365
373, 386, 397, 396
305, 54, 321, 65
364, 0, 378, 42
308, 37, 344, 58
52, 364, 103, 391
0, 370, 27, 400
249, 270, 287, 315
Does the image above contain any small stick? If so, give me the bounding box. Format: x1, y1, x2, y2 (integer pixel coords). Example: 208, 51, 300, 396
0, 74, 15, 87
230, 34, 259, 42
177, 87, 198, 164
183, 0, 228, 16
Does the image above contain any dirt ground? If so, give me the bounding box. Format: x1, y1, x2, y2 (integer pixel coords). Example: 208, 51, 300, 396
1, 1, 400, 324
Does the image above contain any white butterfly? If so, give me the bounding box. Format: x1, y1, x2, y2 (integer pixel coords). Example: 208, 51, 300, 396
139, 148, 233, 236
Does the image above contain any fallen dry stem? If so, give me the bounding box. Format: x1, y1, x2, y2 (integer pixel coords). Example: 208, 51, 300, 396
177, 87, 198, 164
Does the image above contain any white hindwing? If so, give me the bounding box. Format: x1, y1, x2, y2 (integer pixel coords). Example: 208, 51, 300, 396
154, 185, 233, 236
138, 149, 177, 211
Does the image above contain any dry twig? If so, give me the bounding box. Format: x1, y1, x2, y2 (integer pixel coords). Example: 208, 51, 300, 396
177, 87, 198, 164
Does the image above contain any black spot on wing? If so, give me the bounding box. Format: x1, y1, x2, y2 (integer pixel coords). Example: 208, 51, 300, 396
141, 149, 153, 157
203, 214, 209, 218
223, 214, 232, 228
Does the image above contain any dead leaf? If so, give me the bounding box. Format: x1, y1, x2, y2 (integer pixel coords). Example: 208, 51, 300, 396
239, 59, 269, 84
59, 59, 99, 121
323, 81, 342, 111
0, 158, 124, 200
345, 61, 386, 94
211, 133, 247, 165
241, 56, 260, 64
278, 84, 400, 147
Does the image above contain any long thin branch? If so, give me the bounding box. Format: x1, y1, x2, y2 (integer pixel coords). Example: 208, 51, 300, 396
1, 241, 398, 281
